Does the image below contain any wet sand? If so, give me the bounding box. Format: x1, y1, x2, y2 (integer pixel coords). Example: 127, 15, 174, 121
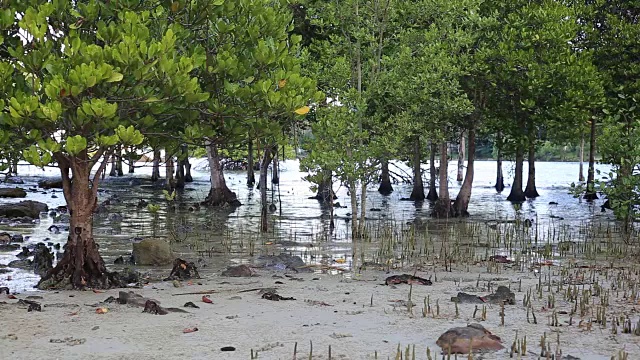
1, 264, 637, 360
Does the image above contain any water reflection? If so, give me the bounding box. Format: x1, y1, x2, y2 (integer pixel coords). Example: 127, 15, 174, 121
0, 159, 617, 291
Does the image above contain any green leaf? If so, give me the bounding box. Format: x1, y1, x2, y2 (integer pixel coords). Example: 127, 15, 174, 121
106, 72, 124, 83
65, 135, 88, 155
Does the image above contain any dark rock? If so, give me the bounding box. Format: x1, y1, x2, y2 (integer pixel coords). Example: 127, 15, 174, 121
0, 232, 11, 243
165, 258, 200, 280
436, 324, 503, 354
385, 274, 432, 286
33, 243, 54, 276
184, 302, 200, 309
114, 256, 124, 264
16, 247, 32, 259
132, 238, 173, 265
0, 187, 27, 198
143, 300, 168, 315
369, 208, 382, 212
220, 347, 236, 352
11, 234, 23, 243
0, 286, 9, 294
8, 259, 32, 270
256, 253, 311, 272
261, 292, 295, 301
136, 199, 148, 208
451, 292, 485, 304
0, 268, 11, 274
221, 264, 255, 277
452, 285, 515, 305
548, 201, 558, 205
5, 177, 24, 185
48, 225, 60, 234
0, 200, 48, 219
38, 179, 63, 189
114, 267, 140, 285
485, 285, 515, 305
0, 243, 20, 251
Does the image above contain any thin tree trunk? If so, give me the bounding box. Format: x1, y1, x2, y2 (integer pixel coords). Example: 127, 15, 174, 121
410, 137, 425, 201
183, 145, 193, 183
495, 133, 505, 192
378, 158, 393, 195
426, 141, 438, 201
259, 145, 275, 232
457, 131, 465, 182
578, 134, 585, 182
203, 142, 240, 206
433, 142, 451, 218
349, 178, 358, 239
584, 118, 598, 200
247, 139, 255, 187
151, 148, 161, 182
507, 146, 526, 202
272, 151, 280, 184
109, 153, 117, 176
454, 127, 476, 217
175, 149, 186, 190
116, 146, 123, 176
359, 182, 367, 236
128, 147, 135, 174
165, 150, 174, 192
38, 152, 116, 290
524, 132, 539, 198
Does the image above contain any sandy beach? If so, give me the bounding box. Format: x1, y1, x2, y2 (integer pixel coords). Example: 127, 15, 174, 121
2, 263, 638, 360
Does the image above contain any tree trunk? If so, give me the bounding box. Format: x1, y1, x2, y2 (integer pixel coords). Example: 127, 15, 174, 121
183, 145, 193, 183
259, 145, 275, 232
578, 134, 585, 182
584, 118, 598, 200
524, 136, 539, 198
271, 151, 280, 184
349, 178, 358, 239
165, 151, 174, 192
175, 149, 186, 190
109, 153, 117, 177
10, 157, 18, 175
128, 147, 135, 174
151, 148, 161, 182
433, 142, 451, 218
457, 131, 465, 182
38, 152, 118, 290
495, 133, 505, 192
454, 127, 476, 217
426, 141, 438, 201
116, 146, 124, 176
378, 158, 393, 195
410, 137, 425, 201
507, 146, 526, 202
359, 182, 367, 236
313, 169, 334, 203
203, 142, 240, 206
247, 140, 255, 187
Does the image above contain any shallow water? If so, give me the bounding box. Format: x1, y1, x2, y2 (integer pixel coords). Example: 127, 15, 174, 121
0, 158, 617, 291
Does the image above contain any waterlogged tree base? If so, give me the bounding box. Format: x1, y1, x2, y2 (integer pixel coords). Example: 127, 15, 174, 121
202, 188, 241, 207
37, 264, 127, 290
378, 181, 393, 196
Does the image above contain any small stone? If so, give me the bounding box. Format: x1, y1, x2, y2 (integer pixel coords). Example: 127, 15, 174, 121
172, 280, 182, 288
91, 326, 99, 331
220, 346, 236, 352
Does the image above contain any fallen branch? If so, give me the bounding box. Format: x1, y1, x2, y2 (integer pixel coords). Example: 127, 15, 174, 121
172, 290, 216, 296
